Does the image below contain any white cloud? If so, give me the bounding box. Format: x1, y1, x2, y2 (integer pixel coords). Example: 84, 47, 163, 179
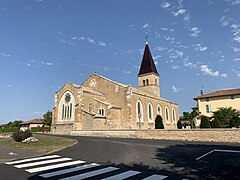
221, 73, 228, 78
195, 44, 208, 52
231, 24, 240, 43
123, 70, 131, 74
170, 50, 183, 59
154, 46, 165, 51
231, 0, 240, 5
172, 65, 180, 69
98, 42, 106, 47
183, 60, 197, 69
87, 37, 95, 44
200, 65, 219, 77
219, 16, 232, 27
160, 27, 169, 31
233, 57, 240, 61
190, 27, 201, 37
173, 9, 186, 16
172, 85, 183, 93
1, 52, 11, 57
41, 61, 53, 66
154, 60, 158, 65
161, 2, 171, 9
233, 47, 240, 52
142, 23, 151, 29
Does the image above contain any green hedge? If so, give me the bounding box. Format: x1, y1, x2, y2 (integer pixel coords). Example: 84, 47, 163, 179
31, 127, 50, 132
0, 127, 19, 132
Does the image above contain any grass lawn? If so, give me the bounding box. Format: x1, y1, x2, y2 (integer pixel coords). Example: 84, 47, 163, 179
0, 134, 77, 153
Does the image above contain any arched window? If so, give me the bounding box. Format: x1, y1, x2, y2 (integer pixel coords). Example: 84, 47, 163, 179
148, 103, 153, 122
155, 79, 157, 85
165, 106, 170, 123
172, 108, 176, 123
136, 100, 143, 123
146, 79, 149, 85
70, 103, 72, 118
98, 108, 105, 116
62, 105, 64, 119
143, 80, 146, 86
157, 104, 162, 116
58, 91, 75, 121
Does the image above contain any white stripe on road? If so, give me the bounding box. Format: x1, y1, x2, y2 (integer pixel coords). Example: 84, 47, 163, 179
102, 170, 140, 180
214, 149, 240, 153
15, 157, 72, 168
195, 150, 215, 161
25, 160, 85, 173
196, 149, 240, 161
5, 155, 61, 165
142, 174, 168, 180
60, 167, 119, 180
40, 163, 100, 178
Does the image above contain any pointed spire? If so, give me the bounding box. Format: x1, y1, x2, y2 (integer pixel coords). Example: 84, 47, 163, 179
145, 32, 149, 44
138, 42, 159, 76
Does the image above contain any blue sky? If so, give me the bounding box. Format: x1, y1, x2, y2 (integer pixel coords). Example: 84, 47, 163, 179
0, 0, 239, 123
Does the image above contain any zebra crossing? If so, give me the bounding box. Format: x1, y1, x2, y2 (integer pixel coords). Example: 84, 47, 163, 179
5, 155, 170, 179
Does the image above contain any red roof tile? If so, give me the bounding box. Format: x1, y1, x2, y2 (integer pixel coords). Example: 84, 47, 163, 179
194, 88, 240, 100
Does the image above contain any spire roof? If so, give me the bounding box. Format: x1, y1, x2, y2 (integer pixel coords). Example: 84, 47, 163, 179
138, 43, 159, 76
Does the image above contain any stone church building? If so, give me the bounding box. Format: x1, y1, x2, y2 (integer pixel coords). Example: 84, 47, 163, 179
51, 42, 179, 134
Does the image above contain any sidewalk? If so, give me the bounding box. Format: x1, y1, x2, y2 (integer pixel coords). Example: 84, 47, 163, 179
0, 143, 40, 163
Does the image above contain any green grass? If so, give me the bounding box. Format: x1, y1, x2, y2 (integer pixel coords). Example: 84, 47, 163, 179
0, 134, 77, 153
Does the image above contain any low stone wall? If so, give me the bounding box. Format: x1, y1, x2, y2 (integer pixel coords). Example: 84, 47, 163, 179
71, 129, 240, 144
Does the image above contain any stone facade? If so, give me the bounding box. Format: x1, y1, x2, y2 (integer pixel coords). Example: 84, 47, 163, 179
51, 43, 179, 134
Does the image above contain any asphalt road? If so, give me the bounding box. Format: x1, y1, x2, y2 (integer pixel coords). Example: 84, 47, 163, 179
1, 135, 240, 179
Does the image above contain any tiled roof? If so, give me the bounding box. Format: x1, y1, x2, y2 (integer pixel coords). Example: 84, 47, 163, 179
194, 88, 240, 100
20, 119, 44, 125
138, 44, 159, 76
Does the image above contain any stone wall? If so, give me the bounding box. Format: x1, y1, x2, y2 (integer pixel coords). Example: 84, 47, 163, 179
70, 129, 240, 144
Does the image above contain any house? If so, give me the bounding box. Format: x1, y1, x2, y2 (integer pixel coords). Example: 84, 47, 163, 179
193, 88, 240, 117
20, 119, 44, 131
51, 41, 179, 134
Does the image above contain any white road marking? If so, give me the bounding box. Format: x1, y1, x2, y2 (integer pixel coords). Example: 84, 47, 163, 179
60, 167, 119, 180
102, 170, 140, 180
196, 149, 240, 161
5, 155, 60, 165
142, 174, 168, 180
196, 150, 215, 161
214, 149, 240, 153
15, 157, 72, 168
25, 160, 85, 173
39, 163, 100, 178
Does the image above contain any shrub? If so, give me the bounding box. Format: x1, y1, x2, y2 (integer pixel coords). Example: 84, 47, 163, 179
155, 115, 164, 129
211, 118, 222, 128
177, 120, 182, 129
12, 129, 32, 142
200, 116, 211, 128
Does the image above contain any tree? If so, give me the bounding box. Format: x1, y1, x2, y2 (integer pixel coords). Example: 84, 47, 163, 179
43, 111, 52, 126
212, 107, 240, 128
155, 115, 164, 129
200, 116, 211, 128
177, 120, 182, 129
211, 118, 222, 128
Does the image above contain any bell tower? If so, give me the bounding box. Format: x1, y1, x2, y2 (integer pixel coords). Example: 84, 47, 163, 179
138, 36, 160, 98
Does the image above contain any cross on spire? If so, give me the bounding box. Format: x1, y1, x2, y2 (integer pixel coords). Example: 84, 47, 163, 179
145, 32, 149, 44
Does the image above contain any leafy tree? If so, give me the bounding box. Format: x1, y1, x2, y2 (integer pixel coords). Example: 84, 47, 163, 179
232, 116, 240, 128
177, 120, 182, 129
155, 115, 164, 129
200, 116, 211, 128
211, 118, 222, 128
212, 107, 240, 128
43, 111, 52, 126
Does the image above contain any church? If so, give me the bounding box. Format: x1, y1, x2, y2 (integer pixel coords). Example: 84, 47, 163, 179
51, 41, 179, 134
